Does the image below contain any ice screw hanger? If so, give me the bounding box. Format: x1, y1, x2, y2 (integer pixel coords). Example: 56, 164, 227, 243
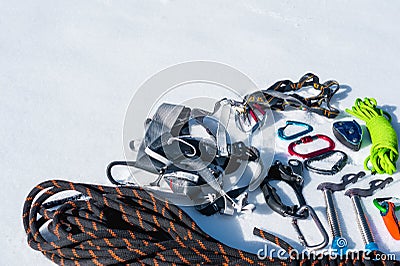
345, 177, 393, 252
317, 171, 366, 255
373, 197, 400, 240
277, 121, 313, 140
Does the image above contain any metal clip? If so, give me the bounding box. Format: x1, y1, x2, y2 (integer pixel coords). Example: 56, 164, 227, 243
292, 205, 329, 251
288, 134, 335, 159
304, 150, 348, 175
278, 121, 313, 140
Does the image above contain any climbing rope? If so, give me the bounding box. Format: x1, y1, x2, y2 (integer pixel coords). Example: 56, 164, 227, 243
23, 180, 399, 265
346, 98, 399, 174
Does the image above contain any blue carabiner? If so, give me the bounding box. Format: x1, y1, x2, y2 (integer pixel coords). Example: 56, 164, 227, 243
278, 121, 313, 140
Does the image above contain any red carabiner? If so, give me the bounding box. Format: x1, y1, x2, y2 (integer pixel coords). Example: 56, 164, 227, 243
288, 134, 335, 159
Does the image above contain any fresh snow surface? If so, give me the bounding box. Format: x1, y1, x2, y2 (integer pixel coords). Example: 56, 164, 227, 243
1, 1, 400, 265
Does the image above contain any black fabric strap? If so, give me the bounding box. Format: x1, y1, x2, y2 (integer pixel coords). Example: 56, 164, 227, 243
245, 73, 340, 119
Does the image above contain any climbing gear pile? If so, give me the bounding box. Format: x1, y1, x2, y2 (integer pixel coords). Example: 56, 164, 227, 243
332, 120, 363, 151
22, 72, 400, 265
374, 197, 400, 240
107, 101, 263, 216
346, 98, 399, 174
23, 180, 399, 265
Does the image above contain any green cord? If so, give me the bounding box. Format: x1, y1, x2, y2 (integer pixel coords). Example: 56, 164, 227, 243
373, 198, 388, 213
346, 98, 398, 174
373, 198, 400, 213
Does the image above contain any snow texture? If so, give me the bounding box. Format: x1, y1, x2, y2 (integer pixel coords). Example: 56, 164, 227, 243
1, 1, 400, 265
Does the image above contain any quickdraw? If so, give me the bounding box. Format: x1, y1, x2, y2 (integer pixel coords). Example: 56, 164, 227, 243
277, 120, 313, 140
373, 197, 400, 240
288, 134, 335, 159
244, 73, 340, 119
260, 160, 329, 251
304, 150, 348, 175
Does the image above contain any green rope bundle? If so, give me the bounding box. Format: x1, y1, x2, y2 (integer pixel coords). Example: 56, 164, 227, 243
346, 98, 398, 174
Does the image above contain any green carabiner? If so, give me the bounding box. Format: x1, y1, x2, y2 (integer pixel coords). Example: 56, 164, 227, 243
374, 198, 400, 213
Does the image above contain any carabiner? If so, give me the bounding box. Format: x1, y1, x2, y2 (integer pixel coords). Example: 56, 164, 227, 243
292, 205, 329, 251
373, 197, 400, 240
304, 150, 348, 175
288, 134, 335, 159
278, 121, 313, 140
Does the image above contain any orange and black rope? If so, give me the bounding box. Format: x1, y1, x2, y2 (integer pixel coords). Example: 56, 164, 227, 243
23, 180, 400, 265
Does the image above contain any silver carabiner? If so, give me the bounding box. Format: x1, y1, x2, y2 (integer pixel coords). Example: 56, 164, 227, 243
291, 205, 329, 251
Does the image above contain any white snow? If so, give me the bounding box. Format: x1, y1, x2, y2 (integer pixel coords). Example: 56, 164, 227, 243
1, 1, 400, 265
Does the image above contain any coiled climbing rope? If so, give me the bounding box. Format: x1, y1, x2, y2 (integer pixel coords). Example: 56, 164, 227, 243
346, 98, 398, 174
23, 180, 399, 265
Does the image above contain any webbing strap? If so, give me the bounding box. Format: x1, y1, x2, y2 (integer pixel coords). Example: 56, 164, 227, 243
245, 73, 340, 118
23, 180, 399, 266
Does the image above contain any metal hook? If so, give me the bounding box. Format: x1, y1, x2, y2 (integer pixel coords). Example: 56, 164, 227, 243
291, 205, 329, 251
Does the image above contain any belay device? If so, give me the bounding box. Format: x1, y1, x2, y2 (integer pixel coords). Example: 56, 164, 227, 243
107, 100, 265, 215
332, 120, 363, 151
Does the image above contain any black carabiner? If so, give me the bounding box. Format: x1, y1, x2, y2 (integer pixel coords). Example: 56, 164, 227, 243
304, 150, 348, 175
260, 160, 308, 219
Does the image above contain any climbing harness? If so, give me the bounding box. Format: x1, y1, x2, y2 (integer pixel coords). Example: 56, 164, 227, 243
373, 197, 400, 240
288, 134, 335, 159
23, 180, 400, 265
317, 172, 366, 255
345, 177, 394, 251
107, 101, 264, 216
260, 160, 329, 251
277, 120, 313, 140
244, 73, 341, 119
304, 150, 348, 175
346, 98, 399, 174
332, 120, 363, 151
